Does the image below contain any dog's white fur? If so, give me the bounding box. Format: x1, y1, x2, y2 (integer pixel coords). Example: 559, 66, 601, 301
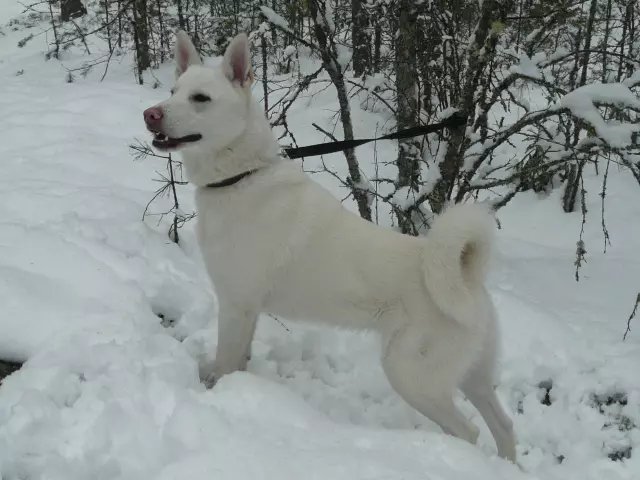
145, 31, 517, 462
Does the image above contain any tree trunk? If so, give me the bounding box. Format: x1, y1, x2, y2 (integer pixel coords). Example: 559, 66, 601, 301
563, 0, 597, 213
132, 0, 150, 84
60, 0, 87, 22
309, 0, 372, 221
117, 0, 123, 48
103, 0, 112, 52
394, 0, 421, 233
429, 131, 464, 214
429, 0, 513, 212
602, 0, 612, 83
616, 0, 630, 82
47, 0, 60, 58
155, 0, 167, 63
579, 0, 598, 87
562, 161, 581, 213
373, 5, 382, 72
176, 0, 186, 30
352, 0, 371, 77
261, 34, 269, 112
626, 0, 636, 78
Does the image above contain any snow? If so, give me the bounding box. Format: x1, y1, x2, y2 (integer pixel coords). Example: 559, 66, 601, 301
323, 0, 336, 34
336, 43, 352, 71
259, 6, 291, 32
283, 45, 296, 58
391, 185, 414, 210
560, 83, 640, 148
421, 137, 446, 196
1, 6, 640, 480
509, 54, 543, 79
622, 70, 640, 88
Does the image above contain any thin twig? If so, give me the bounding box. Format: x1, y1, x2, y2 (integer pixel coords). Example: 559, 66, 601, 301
600, 157, 612, 253
623, 293, 640, 341
268, 314, 291, 332
312, 122, 339, 142
574, 167, 588, 282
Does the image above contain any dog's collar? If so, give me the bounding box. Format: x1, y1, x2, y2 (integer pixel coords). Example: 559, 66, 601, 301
204, 169, 260, 189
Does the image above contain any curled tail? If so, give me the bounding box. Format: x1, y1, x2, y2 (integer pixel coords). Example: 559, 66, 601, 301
422, 203, 496, 327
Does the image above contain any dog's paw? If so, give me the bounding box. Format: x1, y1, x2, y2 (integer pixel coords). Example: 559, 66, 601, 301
199, 362, 220, 389
203, 372, 218, 389
200, 360, 247, 389
468, 422, 481, 445
198, 360, 216, 384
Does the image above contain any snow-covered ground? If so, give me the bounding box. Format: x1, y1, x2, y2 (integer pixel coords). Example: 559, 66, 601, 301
1, 6, 640, 480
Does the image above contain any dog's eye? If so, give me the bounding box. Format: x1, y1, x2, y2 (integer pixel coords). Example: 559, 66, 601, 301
191, 93, 211, 103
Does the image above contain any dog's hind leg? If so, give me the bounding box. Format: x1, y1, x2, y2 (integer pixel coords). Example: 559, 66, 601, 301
461, 347, 516, 462
202, 303, 258, 388
381, 323, 480, 447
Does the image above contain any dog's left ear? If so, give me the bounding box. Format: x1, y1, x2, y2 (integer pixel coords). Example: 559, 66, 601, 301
222, 33, 253, 87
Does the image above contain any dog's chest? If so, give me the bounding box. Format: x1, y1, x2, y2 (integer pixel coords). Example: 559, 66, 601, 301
193, 186, 305, 291
196, 192, 266, 256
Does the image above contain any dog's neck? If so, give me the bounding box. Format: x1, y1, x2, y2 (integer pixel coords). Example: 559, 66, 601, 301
180, 99, 281, 188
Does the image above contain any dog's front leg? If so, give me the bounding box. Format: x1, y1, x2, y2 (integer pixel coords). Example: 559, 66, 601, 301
202, 304, 258, 388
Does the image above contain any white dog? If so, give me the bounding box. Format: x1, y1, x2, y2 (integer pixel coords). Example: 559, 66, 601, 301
143, 31, 517, 462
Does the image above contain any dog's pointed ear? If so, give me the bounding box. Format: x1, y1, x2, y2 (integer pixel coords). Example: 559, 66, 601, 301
222, 33, 252, 87
175, 30, 202, 80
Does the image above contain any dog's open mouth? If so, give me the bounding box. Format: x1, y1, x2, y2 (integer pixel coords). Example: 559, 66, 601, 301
151, 131, 202, 150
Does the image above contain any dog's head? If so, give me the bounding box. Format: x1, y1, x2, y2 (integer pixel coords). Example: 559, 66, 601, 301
143, 31, 254, 153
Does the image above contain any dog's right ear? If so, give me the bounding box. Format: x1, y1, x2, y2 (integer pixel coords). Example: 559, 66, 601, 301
221, 33, 252, 87
174, 30, 202, 80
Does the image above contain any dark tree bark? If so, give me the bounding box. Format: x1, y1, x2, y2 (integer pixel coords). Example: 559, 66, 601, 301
176, 0, 186, 30
602, 0, 612, 83
373, 5, 382, 72
563, 0, 598, 213
117, 0, 123, 48
352, 0, 371, 77
103, 0, 112, 52
154, 0, 168, 62
394, 0, 421, 233
429, 0, 514, 213
132, 0, 151, 84
261, 34, 269, 112
309, 0, 372, 221
61, 0, 87, 22
47, 0, 60, 58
